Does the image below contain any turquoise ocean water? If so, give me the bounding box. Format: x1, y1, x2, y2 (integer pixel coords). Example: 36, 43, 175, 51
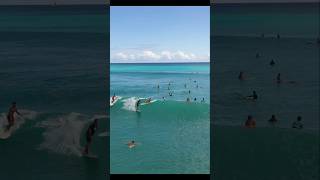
110, 63, 210, 174
212, 3, 319, 180
0, 6, 108, 180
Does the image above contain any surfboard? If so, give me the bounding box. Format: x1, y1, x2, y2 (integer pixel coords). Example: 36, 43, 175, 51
0, 126, 13, 139
82, 153, 98, 159
110, 96, 121, 107
140, 99, 157, 106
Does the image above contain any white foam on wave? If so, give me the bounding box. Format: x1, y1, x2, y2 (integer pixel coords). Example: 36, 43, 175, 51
36, 112, 86, 157
36, 112, 107, 157
122, 97, 140, 112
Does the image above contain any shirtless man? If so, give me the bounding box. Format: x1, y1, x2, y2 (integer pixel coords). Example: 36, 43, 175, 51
6, 102, 21, 131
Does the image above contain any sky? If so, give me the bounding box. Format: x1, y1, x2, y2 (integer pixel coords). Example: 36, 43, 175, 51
111, 6, 210, 63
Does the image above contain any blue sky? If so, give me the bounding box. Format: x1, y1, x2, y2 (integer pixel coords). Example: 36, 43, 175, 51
111, 6, 210, 63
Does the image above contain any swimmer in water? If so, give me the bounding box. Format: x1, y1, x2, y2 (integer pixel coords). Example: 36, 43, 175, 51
184, 84, 187, 88
277, 33, 280, 39
194, 98, 197, 101
246, 91, 258, 100
128, 140, 136, 148
238, 71, 244, 80
201, 98, 205, 103
292, 116, 303, 129
245, 115, 256, 128
270, 59, 275, 66
188, 90, 191, 94
162, 97, 165, 101
268, 114, 278, 125
186, 97, 190, 102
276, 73, 281, 83
6, 102, 21, 131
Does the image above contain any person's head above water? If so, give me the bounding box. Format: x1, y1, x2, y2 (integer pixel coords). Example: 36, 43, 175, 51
131, 140, 135, 143
297, 116, 302, 121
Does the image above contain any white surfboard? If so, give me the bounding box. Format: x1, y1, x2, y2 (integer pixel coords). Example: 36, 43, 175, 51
110, 96, 121, 107
140, 99, 157, 106
0, 126, 13, 139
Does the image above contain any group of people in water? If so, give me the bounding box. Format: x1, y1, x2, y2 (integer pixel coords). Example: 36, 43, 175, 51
4, 101, 99, 156
241, 34, 303, 129
244, 115, 303, 129
157, 80, 206, 104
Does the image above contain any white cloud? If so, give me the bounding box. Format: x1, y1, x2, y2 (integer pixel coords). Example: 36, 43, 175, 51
111, 50, 209, 63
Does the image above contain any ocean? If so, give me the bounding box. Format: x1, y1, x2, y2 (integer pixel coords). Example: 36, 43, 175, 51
0, 5, 108, 180
110, 63, 210, 174
211, 3, 319, 180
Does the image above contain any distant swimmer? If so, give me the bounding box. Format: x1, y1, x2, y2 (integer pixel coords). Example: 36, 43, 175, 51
277, 33, 280, 39
162, 97, 165, 101
268, 114, 278, 125
188, 90, 191, 94
261, 33, 265, 38
256, 53, 260, 58
6, 102, 21, 130
194, 98, 197, 101
184, 84, 187, 88
238, 71, 244, 80
186, 97, 190, 102
201, 98, 205, 103
292, 116, 303, 129
270, 59, 275, 66
157, 84, 160, 89
128, 140, 136, 148
145, 98, 152, 103
169, 92, 173, 96
135, 99, 141, 111
246, 91, 258, 100
245, 115, 256, 128
84, 119, 98, 155
196, 84, 199, 88
276, 73, 281, 83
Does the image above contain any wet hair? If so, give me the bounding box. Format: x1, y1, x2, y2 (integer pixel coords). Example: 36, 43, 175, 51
272, 114, 275, 118
132, 140, 135, 143
297, 116, 302, 121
